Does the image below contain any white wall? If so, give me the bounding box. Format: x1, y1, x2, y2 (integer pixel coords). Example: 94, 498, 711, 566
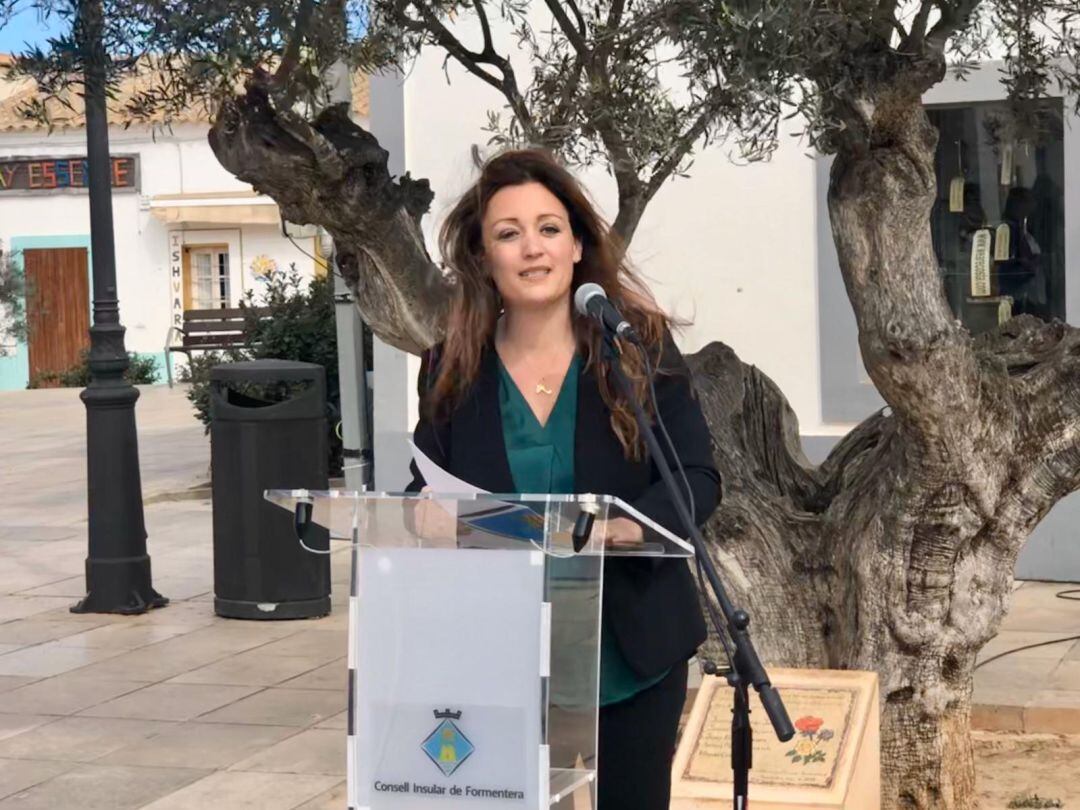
241, 224, 322, 288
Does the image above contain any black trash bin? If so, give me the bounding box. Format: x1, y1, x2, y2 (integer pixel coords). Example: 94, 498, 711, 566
209, 359, 330, 620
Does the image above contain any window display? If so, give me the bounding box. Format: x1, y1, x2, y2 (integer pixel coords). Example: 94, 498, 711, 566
927, 101, 1065, 334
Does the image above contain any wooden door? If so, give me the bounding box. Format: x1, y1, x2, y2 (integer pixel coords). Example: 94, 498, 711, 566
24, 248, 90, 384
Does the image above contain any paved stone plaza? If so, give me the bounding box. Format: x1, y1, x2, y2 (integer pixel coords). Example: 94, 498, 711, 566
0, 386, 350, 808
0, 384, 1076, 807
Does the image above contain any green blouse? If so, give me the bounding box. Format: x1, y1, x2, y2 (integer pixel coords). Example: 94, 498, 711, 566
496, 353, 668, 706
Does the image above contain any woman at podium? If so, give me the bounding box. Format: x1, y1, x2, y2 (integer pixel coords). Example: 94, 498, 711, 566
406, 148, 721, 810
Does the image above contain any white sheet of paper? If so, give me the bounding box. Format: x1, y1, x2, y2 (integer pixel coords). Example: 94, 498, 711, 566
408, 440, 490, 495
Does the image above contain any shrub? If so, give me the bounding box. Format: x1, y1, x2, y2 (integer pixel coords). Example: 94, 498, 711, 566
179, 266, 351, 475
29, 350, 160, 388
0, 242, 27, 356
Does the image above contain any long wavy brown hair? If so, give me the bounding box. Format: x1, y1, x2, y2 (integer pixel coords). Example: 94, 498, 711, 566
429, 148, 675, 459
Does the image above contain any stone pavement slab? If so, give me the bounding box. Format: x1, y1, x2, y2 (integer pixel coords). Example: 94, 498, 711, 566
0, 674, 149, 716
293, 781, 348, 810
0, 758, 76, 800
0, 716, 178, 763
197, 687, 348, 728
135, 770, 341, 810
0, 640, 129, 678
97, 722, 302, 770
972, 581, 1080, 733
279, 658, 347, 692
0, 763, 209, 810
0, 677, 35, 694
227, 728, 346, 776
77, 682, 263, 722
0, 713, 53, 742
166, 647, 330, 688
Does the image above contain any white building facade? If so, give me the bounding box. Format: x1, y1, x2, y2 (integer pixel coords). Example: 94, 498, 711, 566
0, 64, 370, 390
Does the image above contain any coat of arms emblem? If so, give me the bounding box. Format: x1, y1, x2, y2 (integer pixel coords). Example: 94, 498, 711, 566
421, 708, 475, 776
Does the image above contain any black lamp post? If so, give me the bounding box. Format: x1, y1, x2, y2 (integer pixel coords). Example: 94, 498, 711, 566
70, 0, 167, 614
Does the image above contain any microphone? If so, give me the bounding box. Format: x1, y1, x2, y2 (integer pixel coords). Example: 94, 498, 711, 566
571, 501, 599, 552
574, 283, 640, 343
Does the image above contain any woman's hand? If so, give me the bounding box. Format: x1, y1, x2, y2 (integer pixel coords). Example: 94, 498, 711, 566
594, 517, 644, 548
408, 486, 459, 546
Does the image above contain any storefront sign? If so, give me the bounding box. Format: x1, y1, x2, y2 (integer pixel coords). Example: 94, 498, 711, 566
0, 156, 138, 192
169, 231, 184, 328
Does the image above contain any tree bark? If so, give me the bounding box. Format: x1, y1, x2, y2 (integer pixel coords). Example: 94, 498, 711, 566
681, 89, 1080, 809
206, 77, 1080, 810
689, 320, 1079, 809
823, 94, 996, 809
207, 73, 454, 354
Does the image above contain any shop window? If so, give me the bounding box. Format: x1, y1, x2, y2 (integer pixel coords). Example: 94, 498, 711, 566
927, 100, 1065, 335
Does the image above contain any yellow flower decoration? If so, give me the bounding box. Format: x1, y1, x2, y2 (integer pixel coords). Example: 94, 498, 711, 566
794, 739, 815, 757
250, 254, 278, 277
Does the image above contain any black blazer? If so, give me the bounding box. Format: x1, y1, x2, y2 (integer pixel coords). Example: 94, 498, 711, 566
405, 335, 720, 680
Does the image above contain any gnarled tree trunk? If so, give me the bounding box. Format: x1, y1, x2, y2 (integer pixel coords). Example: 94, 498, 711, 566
207, 75, 1080, 810
208, 72, 453, 353
686, 85, 1080, 809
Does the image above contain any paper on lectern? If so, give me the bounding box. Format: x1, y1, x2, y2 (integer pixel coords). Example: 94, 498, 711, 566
409, 439, 488, 496
408, 440, 546, 544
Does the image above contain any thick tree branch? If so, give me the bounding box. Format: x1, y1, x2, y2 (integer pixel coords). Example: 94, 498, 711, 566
828, 101, 983, 439
542, 0, 589, 58
471, 0, 495, 59
818, 409, 896, 504
595, 0, 625, 63
902, 0, 939, 50
980, 316, 1080, 467
540, 53, 586, 147
586, 66, 647, 240
570, 29, 647, 241
564, 0, 587, 40
407, 1, 536, 139
209, 78, 449, 352
398, 5, 499, 89
606, 0, 626, 30
540, 0, 648, 240
872, 0, 903, 42
926, 0, 983, 52
254, 67, 347, 181
686, 341, 830, 667
273, 0, 315, 92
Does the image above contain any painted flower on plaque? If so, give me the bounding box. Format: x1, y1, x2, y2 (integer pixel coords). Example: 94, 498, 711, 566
785, 715, 832, 766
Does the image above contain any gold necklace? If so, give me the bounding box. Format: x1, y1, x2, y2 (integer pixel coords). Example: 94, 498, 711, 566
498, 338, 573, 397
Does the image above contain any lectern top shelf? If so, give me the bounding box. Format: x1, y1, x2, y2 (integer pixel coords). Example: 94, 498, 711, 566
264, 489, 695, 559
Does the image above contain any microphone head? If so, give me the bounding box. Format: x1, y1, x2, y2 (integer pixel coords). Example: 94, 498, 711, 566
573, 282, 606, 316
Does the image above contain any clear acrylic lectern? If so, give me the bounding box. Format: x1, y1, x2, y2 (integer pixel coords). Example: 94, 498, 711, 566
265, 490, 694, 810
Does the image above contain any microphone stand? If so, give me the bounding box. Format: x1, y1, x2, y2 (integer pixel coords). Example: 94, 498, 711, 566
599, 332, 794, 810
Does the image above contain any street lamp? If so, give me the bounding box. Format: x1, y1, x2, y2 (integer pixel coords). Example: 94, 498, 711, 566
70, 0, 167, 614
